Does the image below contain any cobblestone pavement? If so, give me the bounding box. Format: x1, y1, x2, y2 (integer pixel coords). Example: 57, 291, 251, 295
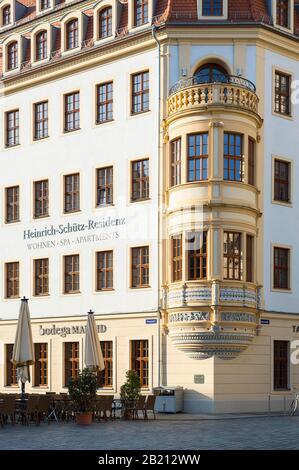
0, 416, 299, 450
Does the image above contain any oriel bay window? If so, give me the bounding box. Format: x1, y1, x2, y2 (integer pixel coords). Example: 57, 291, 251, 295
5, 344, 17, 387
66, 19, 79, 50
131, 246, 149, 288
273, 246, 290, 290
186, 231, 207, 280
187, 133, 208, 182
224, 133, 243, 181
34, 179, 49, 218
134, 0, 149, 26
131, 71, 149, 114
6, 186, 19, 223
64, 92, 80, 132
96, 167, 113, 206
98, 341, 113, 388
170, 138, 181, 187
274, 340, 289, 390
36, 30, 47, 61
171, 235, 182, 282
202, 0, 223, 16
34, 343, 48, 387
274, 159, 290, 203
96, 251, 113, 291
96, 82, 113, 123
131, 159, 149, 201
131, 340, 149, 388
276, 0, 290, 28
64, 254, 80, 294
6, 110, 19, 147
6, 262, 19, 298
64, 173, 80, 213
34, 258, 49, 296
274, 71, 290, 116
34, 101, 48, 140
223, 232, 242, 280
64, 342, 79, 386
99, 7, 112, 38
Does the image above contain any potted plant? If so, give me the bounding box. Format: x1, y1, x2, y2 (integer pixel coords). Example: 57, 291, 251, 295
120, 370, 141, 420
68, 368, 97, 425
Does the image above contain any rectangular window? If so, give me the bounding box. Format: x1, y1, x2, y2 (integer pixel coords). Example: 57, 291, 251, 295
274, 340, 289, 390
34, 258, 49, 296
64, 92, 80, 132
187, 133, 208, 182
34, 180, 49, 218
131, 71, 149, 114
276, 0, 289, 28
223, 232, 242, 280
34, 343, 48, 387
5, 344, 17, 387
34, 101, 48, 140
224, 133, 243, 181
64, 342, 79, 387
6, 110, 19, 147
5, 186, 19, 223
274, 159, 290, 203
274, 71, 290, 116
131, 159, 149, 201
246, 235, 254, 283
3, 6, 11, 26
170, 139, 181, 187
96, 82, 113, 123
186, 231, 208, 280
273, 247, 290, 290
131, 340, 149, 388
134, 0, 149, 26
98, 341, 113, 388
248, 138, 256, 186
131, 246, 149, 288
6, 262, 19, 298
40, 0, 50, 10
64, 173, 80, 213
202, 0, 223, 16
96, 251, 113, 291
64, 254, 80, 294
171, 234, 182, 282
96, 167, 113, 206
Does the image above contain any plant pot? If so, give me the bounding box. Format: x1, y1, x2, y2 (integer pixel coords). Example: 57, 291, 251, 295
75, 412, 93, 425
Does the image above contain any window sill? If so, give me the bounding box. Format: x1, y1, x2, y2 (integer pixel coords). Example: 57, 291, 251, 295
33, 214, 50, 220
63, 210, 81, 215
5, 143, 20, 150
130, 285, 151, 290
63, 128, 81, 134
271, 287, 292, 294
130, 197, 151, 204
95, 203, 114, 209
5, 220, 21, 224
272, 199, 292, 208
33, 135, 49, 142
130, 109, 150, 117
272, 111, 293, 121
95, 288, 114, 293
33, 293, 50, 298
95, 119, 114, 126
63, 291, 81, 295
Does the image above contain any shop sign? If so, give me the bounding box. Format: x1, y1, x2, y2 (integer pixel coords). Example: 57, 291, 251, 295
39, 324, 107, 338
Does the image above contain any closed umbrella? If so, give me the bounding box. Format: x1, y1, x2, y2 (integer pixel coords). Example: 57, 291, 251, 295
85, 310, 105, 371
12, 297, 35, 399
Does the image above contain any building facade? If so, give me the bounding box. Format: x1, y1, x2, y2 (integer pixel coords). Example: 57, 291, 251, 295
0, 0, 299, 413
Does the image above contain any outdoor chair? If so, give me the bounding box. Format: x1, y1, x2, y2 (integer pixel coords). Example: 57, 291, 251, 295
144, 395, 156, 420
133, 395, 146, 420
1, 395, 16, 425
21, 395, 39, 426
36, 395, 51, 425
94, 396, 114, 421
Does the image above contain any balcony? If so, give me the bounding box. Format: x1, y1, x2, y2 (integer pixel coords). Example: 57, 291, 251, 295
167, 75, 260, 120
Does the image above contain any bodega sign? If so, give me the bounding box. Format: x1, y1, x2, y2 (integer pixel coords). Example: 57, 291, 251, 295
39, 324, 107, 338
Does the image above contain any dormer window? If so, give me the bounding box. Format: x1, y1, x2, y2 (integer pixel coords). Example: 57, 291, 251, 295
134, 0, 148, 26
40, 0, 50, 10
66, 19, 79, 50
36, 30, 47, 61
2, 5, 11, 26
202, 0, 223, 16
99, 7, 112, 38
7, 41, 18, 70
276, 0, 289, 28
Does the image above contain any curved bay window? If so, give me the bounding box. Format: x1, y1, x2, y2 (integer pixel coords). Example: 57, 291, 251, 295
2, 5, 11, 26
194, 63, 228, 83
99, 7, 112, 38
36, 31, 47, 61
134, 0, 148, 27
66, 19, 79, 50
7, 41, 18, 71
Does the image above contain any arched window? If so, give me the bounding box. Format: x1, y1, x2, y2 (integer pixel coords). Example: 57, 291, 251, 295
194, 63, 228, 83
7, 41, 18, 70
66, 19, 79, 50
36, 30, 47, 61
2, 5, 11, 26
99, 7, 112, 38
134, 0, 148, 27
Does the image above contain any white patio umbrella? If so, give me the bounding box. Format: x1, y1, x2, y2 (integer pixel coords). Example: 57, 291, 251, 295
12, 297, 35, 398
85, 310, 105, 371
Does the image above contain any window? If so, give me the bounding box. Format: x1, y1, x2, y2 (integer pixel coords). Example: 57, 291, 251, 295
99, 7, 112, 38
171, 235, 182, 282
66, 19, 79, 50
273, 247, 290, 290
131, 159, 149, 201
131, 71, 149, 114
7, 41, 18, 70
64, 342, 79, 386
246, 235, 254, 283
5, 345, 17, 387
40, 0, 50, 10
248, 138, 256, 186
274, 340, 289, 390
6, 262, 19, 298
276, 0, 289, 28
170, 139, 181, 187
187, 133, 208, 182
64, 254, 80, 294
34, 343, 48, 387
194, 63, 228, 83
64, 173, 80, 213
96, 82, 113, 123
6, 186, 19, 223
131, 246, 149, 288
224, 133, 243, 181
34, 101, 48, 140
134, 0, 148, 26
6, 110, 19, 147
34, 180, 49, 218
274, 71, 290, 116
64, 92, 80, 132
34, 258, 49, 296
274, 159, 290, 203
36, 31, 47, 61
2, 5, 11, 26
202, 0, 223, 16
96, 251, 113, 291
98, 341, 113, 388
223, 232, 242, 280
186, 231, 207, 280
131, 340, 148, 388
96, 167, 113, 206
